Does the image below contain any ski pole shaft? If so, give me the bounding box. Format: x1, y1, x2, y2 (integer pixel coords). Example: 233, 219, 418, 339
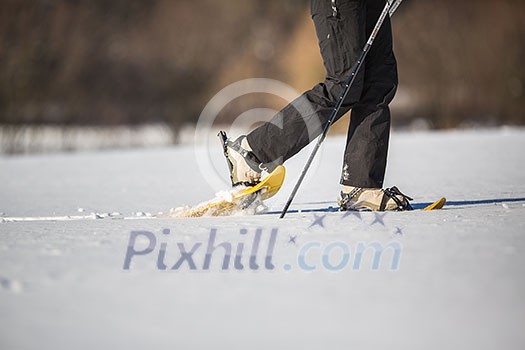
279, 0, 402, 219
389, 0, 403, 17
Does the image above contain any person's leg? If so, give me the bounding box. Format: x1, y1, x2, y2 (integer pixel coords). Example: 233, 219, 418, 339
246, 0, 367, 169
340, 0, 398, 189
337, 0, 412, 211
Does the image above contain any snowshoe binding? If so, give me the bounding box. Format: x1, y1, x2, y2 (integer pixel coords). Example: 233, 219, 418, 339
339, 186, 414, 211
218, 131, 267, 187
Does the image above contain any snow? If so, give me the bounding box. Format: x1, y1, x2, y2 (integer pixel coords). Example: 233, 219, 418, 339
1, 128, 525, 349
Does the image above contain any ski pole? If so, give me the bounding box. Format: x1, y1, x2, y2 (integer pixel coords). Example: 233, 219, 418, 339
279, 0, 403, 219
389, 0, 402, 16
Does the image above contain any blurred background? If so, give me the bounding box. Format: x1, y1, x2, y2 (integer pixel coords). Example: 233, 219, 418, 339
1, 0, 524, 154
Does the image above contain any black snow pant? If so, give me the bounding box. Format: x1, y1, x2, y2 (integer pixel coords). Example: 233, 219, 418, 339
247, 0, 398, 188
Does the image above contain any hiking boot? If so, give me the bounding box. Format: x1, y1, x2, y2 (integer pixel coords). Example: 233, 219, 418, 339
218, 131, 266, 187
338, 186, 413, 211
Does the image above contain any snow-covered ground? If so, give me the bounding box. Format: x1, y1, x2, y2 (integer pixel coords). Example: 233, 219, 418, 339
1, 128, 524, 349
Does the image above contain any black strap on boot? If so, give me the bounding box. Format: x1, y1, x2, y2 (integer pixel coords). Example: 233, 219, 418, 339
380, 186, 414, 211
224, 134, 267, 172
218, 131, 267, 187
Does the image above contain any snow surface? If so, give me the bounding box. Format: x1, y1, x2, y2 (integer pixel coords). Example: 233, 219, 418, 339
1, 128, 525, 349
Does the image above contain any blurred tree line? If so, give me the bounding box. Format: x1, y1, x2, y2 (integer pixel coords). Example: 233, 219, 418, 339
1, 0, 524, 131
